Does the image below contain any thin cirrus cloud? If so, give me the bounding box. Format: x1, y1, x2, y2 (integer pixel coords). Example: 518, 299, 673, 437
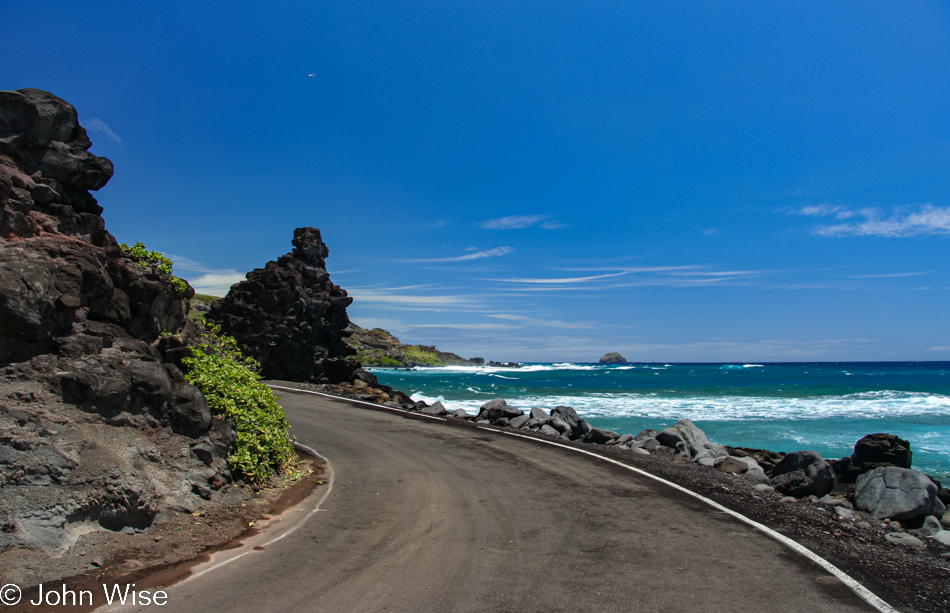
481, 215, 564, 230
846, 271, 933, 279
400, 246, 513, 263
799, 204, 950, 237
85, 118, 122, 145
487, 265, 766, 289
188, 273, 247, 296
347, 288, 479, 310
164, 253, 246, 296
487, 271, 629, 285
486, 313, 595, 329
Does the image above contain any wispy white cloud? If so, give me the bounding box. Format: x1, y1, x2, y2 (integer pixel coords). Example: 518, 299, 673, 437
188, 273, 247, 296
799, 204, 864, 220
164, 253, 246, 297
85, 118, 122, 145
846, 271, 933, 279
348, 288, 478, 309
401, 246, 514, 263
482, 215, 544, 229
350, 317, 409, 334
559, 265, 707, 274
165, 254, 228, 275
664, 270, 761, 277
409, 323, 517, 331
489, 265, 766, 289
487, 272, 628, 285
482, 215, 564, 230
930, 346, 950, 352
799, 204, 950, 237
486, 313, 595, 329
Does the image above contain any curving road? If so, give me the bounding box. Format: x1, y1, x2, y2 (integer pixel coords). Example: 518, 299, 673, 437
108, 388, 885, 613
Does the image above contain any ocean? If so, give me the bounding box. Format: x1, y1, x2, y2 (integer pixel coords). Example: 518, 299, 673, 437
369, 361, 950, 479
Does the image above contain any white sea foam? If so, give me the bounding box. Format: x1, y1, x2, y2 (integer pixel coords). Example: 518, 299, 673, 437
409, 390, 950, 422
371, 362, 627, 375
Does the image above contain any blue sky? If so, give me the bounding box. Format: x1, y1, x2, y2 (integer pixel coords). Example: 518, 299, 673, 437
4, 1, 950, 362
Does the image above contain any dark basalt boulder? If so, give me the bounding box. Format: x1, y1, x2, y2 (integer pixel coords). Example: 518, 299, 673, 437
769, 450, 835, 498
599, 352, 627, 364
476, 398, 525, 423
205, 227, 361, 384
834, 433, 913, 483
0, 89, 232, 554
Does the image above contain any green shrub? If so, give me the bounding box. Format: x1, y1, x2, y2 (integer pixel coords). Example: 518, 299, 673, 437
119, 241, 189, 297
182, 324, 296, 484
379, 356, 403, 367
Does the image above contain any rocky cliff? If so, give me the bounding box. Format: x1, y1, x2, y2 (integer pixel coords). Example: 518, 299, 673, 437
346, 324, 480, 367
0, 89, 234, 555
205, 227, 363, 384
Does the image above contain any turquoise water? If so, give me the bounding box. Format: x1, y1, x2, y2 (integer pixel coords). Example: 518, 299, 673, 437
370, 362, 950, 479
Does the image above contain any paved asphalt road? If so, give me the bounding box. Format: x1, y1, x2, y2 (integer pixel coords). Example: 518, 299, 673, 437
120, 389, 883, 613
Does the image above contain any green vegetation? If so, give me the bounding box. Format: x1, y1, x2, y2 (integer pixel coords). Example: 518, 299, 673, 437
182, 324, 296, 484
403, 345, 445, 365
345, 323, 473, 367
119, 241, 189, 296
189, 293, 221, 323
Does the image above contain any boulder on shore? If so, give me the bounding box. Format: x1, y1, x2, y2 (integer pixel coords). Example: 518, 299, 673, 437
854, 466, 937, 522
476, 398, 524, 423
769, 451, 835, 498
656, 418, 714, 458
835, 433, 913, 483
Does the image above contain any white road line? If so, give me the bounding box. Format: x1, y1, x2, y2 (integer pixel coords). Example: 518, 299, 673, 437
269, 384, 899, 613
95, 443, 336, 612
184, 442, 335, 583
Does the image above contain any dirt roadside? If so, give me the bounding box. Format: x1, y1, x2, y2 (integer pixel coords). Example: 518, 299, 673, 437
1, 452, 324, 613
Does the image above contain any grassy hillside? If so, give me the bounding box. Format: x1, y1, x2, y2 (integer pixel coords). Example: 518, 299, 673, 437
189, 293, 221, 322
345, 323, 478, 367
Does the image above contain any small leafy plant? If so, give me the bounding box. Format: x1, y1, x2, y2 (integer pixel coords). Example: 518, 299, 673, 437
182, 324, 296, 484
119, 241, 189, 296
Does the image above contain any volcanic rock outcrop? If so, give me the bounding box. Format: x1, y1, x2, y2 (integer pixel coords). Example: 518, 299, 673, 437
834, 432, 914, 483
0, 89, 233, 554
205, 227, 362, 384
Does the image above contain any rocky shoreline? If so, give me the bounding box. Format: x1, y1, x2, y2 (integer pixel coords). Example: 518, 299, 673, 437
289, 379, 950, 612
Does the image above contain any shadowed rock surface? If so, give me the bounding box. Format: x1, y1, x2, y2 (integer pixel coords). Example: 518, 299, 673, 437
769, 450, 836, 498
205, 227, 362, 384
835, 433, 914, 483
0, 89, 235, 555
